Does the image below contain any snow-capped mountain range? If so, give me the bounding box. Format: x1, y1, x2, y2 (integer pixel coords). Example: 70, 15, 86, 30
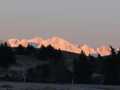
6, 36, 114, 56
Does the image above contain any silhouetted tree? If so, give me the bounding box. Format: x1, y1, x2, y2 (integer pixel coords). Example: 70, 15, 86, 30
103, 46, 120, 85
48, 56, 72, 84
74, 51, 93, 84
15, 45, 26, 55
0, 43, 16, 68
36, 45, 62, 61
92, 54, 105, 84
24, 44, 36, 55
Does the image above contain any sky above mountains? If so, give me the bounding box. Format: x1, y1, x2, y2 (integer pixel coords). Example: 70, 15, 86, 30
0, 0, 120, 47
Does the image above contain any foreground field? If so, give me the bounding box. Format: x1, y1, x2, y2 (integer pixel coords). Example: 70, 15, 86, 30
0, 82, 120, 90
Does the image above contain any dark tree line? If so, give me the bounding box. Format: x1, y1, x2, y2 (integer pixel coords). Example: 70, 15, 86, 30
0, 43, 16, 68
0, 43, 120, 85
73, 46, 120, 85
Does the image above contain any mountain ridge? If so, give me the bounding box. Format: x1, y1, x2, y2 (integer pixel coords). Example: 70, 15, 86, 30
6, 36, 113, 56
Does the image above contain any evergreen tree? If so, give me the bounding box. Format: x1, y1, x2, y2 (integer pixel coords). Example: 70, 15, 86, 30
0, 43, 16, 68
103, 46, 120, 85
74, 51, 93, 84
15, 45, 25, 55
25, 44, 36, 55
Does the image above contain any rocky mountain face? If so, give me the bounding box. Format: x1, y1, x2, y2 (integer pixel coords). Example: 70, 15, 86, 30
6, 36, 113, 56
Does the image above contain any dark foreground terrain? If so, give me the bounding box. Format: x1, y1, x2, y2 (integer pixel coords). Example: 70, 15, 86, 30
0, 43, 120, 88
0, 82, 120, 90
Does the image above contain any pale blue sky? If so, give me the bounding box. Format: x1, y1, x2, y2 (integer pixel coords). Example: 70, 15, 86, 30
0, 0, 120, 47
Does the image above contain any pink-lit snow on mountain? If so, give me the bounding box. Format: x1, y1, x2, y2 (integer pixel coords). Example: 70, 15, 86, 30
7, 36, 112, 56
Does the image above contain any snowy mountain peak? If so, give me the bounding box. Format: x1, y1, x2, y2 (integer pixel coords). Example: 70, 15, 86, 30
28, 37, 44, 47
44, 36, 81, 53
96, 46, 111, 56
6, 37, 113, 56
7, 38, 20, 47
78, 44, 96, 56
